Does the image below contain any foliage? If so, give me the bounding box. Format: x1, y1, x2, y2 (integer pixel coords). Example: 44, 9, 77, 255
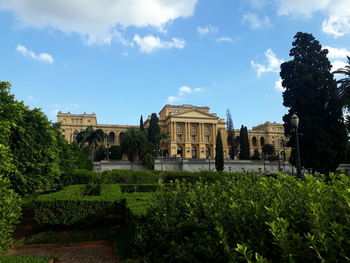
94, 145, 106, 162
101, 170, 160, 184
120, 128, 149, 168
76, 126, 106, 161
120, 184, 158, 193
251, 149, 261, 160
147, 113, 161, 152
333, 55, 350, 109
239, 126, 250, 160
140, 115, 145, 133
136, 173, 350, 263
142, 153, 155, 170
110, 145, 123, 160
281, 32, 347, 174
60, 169, 98, 186
0, 174, 21, 253
34, 184, 127, 226
226, 109, 237, 159
215, 130, 224, 171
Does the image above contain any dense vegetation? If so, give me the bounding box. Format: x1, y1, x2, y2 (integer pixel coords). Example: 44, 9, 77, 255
136, 173, 350, 263
281, 32, 348, 173
0, 81, 92, 196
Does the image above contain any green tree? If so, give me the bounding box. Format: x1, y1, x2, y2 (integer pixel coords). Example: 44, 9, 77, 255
239, 126, 250, 160
226, 109, 236, 159
109, 145, 123, 160
120, 127, 148, 170
140, 115, 145, 133
333, 56, 350, 109
281, 32, 347, 173
215, 130, 224, 171
251, 149, 261, 160
147, 113, 161, 154
262, 144, 275, 161
142, 153, 155, 170
76, 126, 106, 161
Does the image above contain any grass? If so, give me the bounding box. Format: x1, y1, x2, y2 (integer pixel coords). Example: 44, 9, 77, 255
0, 255, 52, 263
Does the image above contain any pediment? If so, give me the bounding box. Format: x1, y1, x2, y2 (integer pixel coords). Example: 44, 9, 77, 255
172, 109, 218, 119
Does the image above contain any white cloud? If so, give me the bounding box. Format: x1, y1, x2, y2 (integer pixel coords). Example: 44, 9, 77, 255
0, 0, 197, 44
167, 86, 203, 104
251, 49, 283, 76
216, 36, 237, 43
324, 45, 350, 60
16, 44, 54, 63
242, 12, 272, 29
275, 78, 284, 92
274, 0, 350, 37
331, 60, 348, 72
197, 25, 218, 36
133, 34, 185, 53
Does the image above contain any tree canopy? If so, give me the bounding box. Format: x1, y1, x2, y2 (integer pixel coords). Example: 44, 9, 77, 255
226, 109, 236, 159
215, 130, 224, 171
239, 126, 250, 160
281, 32, 347, 173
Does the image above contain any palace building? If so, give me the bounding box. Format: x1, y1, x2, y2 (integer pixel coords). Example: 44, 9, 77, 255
57, 105, 290, 160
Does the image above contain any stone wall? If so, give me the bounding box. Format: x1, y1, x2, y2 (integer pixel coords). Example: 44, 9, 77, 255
94, 159, 295, 174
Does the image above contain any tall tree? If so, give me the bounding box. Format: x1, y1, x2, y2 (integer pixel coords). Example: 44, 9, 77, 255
239, 125, 250, 160
226, 109, 236, 159
215, 130, 224, 171
281, 32, 347, 174
140, 115, 145, 133
333, 56, 350, 109
147, 113, 161, 154
120, 127, 148, 170
76, 126, 106, 161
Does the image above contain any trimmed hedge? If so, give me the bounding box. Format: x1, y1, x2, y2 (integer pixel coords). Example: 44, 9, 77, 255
101, 170, 160, 184
120, 184, 158, 193
34, 184, 127, 226
60, 169, 98, 186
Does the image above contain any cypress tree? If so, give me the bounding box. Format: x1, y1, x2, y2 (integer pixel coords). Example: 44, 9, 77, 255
226, 109, 236, 159
239, 125, 250, 160
215, 130, 224, 171
140, 115, 145, 133
281, 32, 347, 173
147, 113, 161, 152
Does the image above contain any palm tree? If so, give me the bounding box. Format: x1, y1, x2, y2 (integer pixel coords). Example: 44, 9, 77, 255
76, 126, 106, 161
120, 127, 148, 170
334, 56, 350, 108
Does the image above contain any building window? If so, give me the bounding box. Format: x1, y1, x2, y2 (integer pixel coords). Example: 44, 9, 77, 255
191, 124, 196, 131
205, 147, 210, 158
192, 147, 197, 158
204, 125, 210, 132
260, 137, 265, 146
177, 134, 183, 142
176, 123, 182, 131
177, 147, 183, 157
191, 135, 196, 142
252, 137, 257, 147
205, 135, 210, 143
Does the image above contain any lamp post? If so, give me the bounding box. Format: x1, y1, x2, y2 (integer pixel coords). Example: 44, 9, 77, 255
208, 156, 211, 172
291, 114, 301, 178
106, 138, 110, 161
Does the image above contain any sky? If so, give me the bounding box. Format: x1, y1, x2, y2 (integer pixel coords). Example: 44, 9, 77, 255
1, 0, 350, 128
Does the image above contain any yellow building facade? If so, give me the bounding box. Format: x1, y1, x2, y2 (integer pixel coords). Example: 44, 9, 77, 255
57, 105, 290, 160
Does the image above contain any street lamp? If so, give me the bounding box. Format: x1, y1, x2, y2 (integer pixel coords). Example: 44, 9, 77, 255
291, 114, 301, 178
208, 156, 211, 172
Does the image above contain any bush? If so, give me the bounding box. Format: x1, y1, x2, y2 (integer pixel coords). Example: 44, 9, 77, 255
142, 154, 155, 170
0, 175, 21, 253
34, 184, 127, 226
60, 169, 99, 186
101, 170, 160, 184
136, 173, 350, 263
120, 184, 158, 193
110, 145, 123, 160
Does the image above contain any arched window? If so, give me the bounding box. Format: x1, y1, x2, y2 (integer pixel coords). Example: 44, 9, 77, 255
119, 132, 125, 144
260, 137, 265, 147
191, 147, 197, 158
252, 137, 257, 147
109, 132, 115, 144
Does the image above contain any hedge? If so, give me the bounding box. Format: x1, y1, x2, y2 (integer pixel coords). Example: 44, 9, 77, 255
120, 184, 158, 193
34, 184, 127, 226
101, 170, 160, 184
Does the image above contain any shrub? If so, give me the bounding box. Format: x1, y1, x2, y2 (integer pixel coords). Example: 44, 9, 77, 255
120, 184, 158, 193
0, 175, 21, 253
34, 184, 127, 226
101, 170, 160, 184
136, 173, 350, 263
60, 169, 99, 186
110, 145, 123, 160
142, 154, 155, 170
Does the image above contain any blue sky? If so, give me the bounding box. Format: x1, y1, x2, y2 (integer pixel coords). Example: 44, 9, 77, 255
1, 0, 350, 128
